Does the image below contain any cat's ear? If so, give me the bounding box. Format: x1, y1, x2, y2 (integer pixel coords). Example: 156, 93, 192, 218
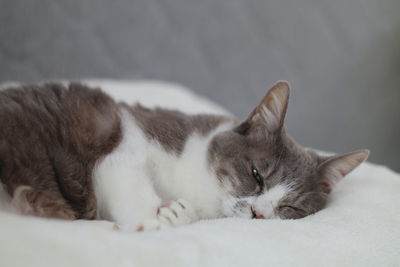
318, 150, 369, 193
236, 81, 290, 135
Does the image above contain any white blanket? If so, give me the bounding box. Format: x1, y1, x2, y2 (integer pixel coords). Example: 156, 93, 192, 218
1, 80, 399, 267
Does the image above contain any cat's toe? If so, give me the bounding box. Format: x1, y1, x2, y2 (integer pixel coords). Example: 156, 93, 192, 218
175, 198, 197, 220
158, 206, 181, 225
157, 199, 198, 226
136, 219, 168, 232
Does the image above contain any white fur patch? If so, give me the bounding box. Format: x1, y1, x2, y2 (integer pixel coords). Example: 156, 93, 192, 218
221, 196, 256, 218
222, 184, 291, 219
93, 109, 163, 229
252, 184, 290, 218
93, 107, 233, 229
146, 122, 233, 219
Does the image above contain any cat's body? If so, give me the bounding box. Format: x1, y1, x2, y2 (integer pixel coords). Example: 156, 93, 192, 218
93, 103, 233, 230
0, 81, 369, 231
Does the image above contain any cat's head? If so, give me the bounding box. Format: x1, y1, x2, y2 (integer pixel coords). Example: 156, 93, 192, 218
208, 81, 369, 219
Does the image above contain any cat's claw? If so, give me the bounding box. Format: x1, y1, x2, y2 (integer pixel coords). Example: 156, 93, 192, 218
157, 198, 198, 226
137, 199, 198, 232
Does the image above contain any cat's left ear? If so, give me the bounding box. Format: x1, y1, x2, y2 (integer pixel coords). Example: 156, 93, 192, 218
236, 81, 290, 135
318, 150, 370, 193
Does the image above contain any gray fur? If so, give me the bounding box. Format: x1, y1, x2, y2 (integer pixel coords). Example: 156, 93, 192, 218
208, 81, 369, 219
0, 83, 122, 219
126, 103, 231, 155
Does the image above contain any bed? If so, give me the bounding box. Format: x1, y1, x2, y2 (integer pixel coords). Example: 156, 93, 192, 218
1, 80, 399, 267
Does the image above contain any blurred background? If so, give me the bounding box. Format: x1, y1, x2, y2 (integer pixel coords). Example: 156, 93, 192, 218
0, 0, 399, 171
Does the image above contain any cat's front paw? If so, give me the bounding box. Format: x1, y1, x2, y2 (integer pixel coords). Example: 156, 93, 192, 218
136, 199, 198, 232
136, 219, 169, 232
157, 198, 198, 227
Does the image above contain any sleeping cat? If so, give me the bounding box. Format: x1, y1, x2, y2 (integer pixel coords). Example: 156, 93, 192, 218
0, 81, 369, 231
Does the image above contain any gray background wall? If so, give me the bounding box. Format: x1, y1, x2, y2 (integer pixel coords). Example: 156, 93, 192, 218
1, 0, 399, 171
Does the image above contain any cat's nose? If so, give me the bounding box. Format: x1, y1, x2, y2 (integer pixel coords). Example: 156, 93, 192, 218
251, 207, 265, 219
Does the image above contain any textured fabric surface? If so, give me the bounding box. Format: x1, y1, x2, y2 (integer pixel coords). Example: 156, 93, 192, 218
0, 1, 399, 171
0, 80, 399, 267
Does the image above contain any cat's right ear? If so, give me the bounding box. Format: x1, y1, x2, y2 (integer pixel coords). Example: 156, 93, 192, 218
235, 81, 290, 136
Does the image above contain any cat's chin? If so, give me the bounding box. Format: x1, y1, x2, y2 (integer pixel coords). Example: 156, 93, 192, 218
224, 212, 253, 219
220, 197, 254, 219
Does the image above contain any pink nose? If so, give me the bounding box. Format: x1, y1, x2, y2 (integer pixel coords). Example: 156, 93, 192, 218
251, 207, 265, 219
255, 214, 265, 219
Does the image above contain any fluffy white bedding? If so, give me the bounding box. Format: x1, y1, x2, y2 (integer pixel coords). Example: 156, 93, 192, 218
1, 80, 399, 267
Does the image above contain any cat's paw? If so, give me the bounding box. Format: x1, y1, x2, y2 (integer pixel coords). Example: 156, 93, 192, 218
157, 198, 198, 227
136, 199, 198, 232
136, 219, 169, 232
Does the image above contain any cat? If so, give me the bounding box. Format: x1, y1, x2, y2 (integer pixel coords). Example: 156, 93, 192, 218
0, 81, 369, 231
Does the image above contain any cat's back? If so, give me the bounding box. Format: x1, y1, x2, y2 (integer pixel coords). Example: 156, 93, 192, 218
0, 83, 122, 219
0, 82, 122, 156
